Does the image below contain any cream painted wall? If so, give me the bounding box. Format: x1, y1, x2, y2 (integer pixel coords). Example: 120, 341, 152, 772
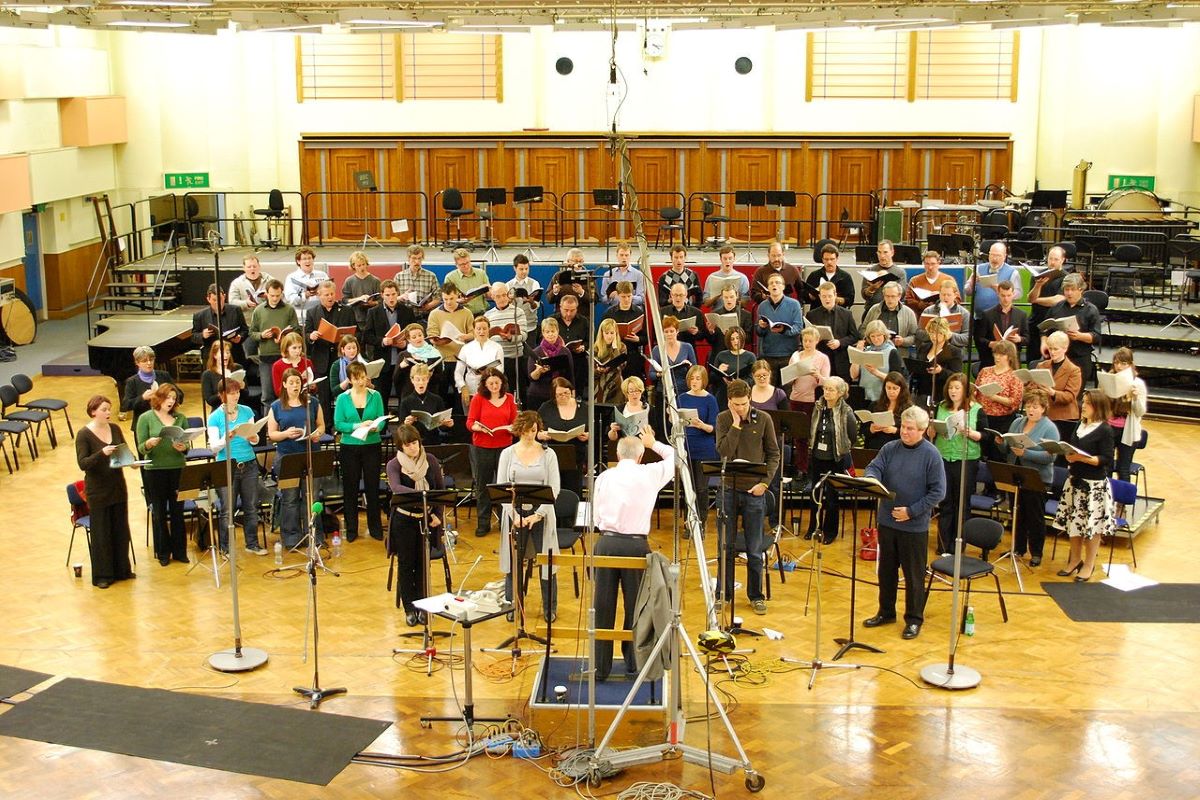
1036, 26, 1200, 204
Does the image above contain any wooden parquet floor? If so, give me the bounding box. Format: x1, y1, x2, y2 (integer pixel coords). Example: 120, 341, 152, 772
2, 373, 1199, 799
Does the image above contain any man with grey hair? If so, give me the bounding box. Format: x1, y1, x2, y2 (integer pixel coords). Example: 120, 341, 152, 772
485, 282, 529, 398
1044, 272, 1102, 386
863, 404, 946, 640
591, 425, 677, 681
862, 281, 920, 349
393, 244, 441, 319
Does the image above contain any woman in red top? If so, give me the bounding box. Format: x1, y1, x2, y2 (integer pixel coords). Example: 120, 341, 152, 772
974, 338, 1024, 462
272, 331, 315, 397
466, 366, 517, 536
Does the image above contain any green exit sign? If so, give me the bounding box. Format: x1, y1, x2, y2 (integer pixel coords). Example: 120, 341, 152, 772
1107, 174, 1155, 191
164, 172, 210, 189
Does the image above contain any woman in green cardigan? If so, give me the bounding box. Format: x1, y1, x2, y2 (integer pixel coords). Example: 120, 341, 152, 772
136, 383, 191, 566
334, 361, 385, 542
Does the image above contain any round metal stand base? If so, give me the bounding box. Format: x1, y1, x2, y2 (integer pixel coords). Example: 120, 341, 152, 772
209, 647, 269, 672
920, 662, 981, 689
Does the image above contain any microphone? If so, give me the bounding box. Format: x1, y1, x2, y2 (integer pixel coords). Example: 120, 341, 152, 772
311, 501, 324, 514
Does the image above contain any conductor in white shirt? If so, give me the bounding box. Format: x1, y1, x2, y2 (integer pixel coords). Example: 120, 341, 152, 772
592, 425, 676, 681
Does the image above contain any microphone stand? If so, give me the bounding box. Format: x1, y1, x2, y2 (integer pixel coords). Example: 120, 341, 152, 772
207, 247, 268, 673
392, 488, 461, 676
784, 471, 859, 689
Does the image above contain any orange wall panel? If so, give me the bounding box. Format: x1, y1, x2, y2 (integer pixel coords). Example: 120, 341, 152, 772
58, 96, 128, 147
0, 154, 33, 215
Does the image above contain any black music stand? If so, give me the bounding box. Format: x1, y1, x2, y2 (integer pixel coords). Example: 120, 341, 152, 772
987, 460, 1044, 593
179, 460, 230, 586
825, 473, 892, 662
426, 444, 473, 524
593, 188, 621, 259
485, 482, 557, 656
701, 459, 769, 636
276, 449, 334, 545
353, 170, 381, 249
764, 408, 810, 542
1072, 234, 1110, 288
391, 488, 462, 675
927, 234, 974, 262
475, 188, 506, 261
419, 604, 513, 730
904, 356, 940, 410
765, 190, 797, 244
514, 186, 545, 260
735, 190, 767, 262
1163, 237, 1200, 333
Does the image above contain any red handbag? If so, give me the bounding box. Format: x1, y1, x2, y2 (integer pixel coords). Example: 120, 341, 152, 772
859, 527, 878, 561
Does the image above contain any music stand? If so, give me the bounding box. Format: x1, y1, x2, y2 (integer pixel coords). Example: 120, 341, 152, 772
1071, 234, 1110, 288
475, 188, 505, 261
927, 234, 974, 262
276, 450, 336, 569
701, 459, 769, 636
764, 408, 810, 543
825, 473, 892, 662
483, 482, 557, 657
593, 188, 621, 259
179, 460, 230, 587
734, 190, 767, 262
513, 186, 544, 261
354, 170, 382, 249
1163, 237, 1200, 333
903, 356, 940, 410
765, 190, 797, 244
391, 488, 462, 675
987, 460, 1045, 593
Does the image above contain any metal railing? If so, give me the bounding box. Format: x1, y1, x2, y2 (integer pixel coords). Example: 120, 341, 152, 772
183, 190, 305, 249
431, 189, 560, 248
302, 189, 427, 247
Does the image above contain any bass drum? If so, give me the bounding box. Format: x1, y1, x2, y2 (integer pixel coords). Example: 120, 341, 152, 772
1097, 188, 1164, 218
0, 287, 38, 346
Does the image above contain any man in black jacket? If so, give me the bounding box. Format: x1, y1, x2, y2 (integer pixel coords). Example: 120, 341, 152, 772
805, 282, 859, 382
304, 280, 356, 421
361, 279, 415, 411
191, 283, 247, 365
975, 280, 1029, 369
803, 243, 856, 310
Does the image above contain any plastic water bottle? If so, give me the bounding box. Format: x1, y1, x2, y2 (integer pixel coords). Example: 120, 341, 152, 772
331, 533, 343, 558
964, 606, 976, 636
273, 542, 283, 566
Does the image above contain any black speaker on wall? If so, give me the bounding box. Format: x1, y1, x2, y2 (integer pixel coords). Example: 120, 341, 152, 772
734, 57, 753, 75
555, 57, 574, 75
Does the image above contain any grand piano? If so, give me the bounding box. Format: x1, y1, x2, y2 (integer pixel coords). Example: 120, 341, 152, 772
88, 310, 196, 389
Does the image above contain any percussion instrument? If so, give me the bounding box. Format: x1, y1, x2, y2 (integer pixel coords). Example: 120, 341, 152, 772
1097, 188, 1164, 218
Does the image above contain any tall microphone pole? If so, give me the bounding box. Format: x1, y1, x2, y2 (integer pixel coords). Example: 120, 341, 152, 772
920, 236, 982, 689
208, 246, 268, 673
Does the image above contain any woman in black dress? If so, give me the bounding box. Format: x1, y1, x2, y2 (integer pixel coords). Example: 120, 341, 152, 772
863, 371, 913, 451
386, 424, 447, 626
1051, 389, 1116, 582
75, 395, 135, 588
537, 377, 589, 498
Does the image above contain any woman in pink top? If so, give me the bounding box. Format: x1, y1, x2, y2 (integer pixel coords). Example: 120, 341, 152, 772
974, 339, 1024, 462
787, 326, 831, 473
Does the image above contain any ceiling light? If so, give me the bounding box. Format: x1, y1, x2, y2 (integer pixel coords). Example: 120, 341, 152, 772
106, 18, 189, 27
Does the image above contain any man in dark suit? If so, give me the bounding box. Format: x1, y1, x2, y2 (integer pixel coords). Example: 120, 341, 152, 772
975, 280, 1029, 369
659, 282, 712, 350
552, 292, 590, 381
803, 242, 856, 310
360, 279, 415, 411
805, 282, 858, 382
191, 283, 247, 365
304, 280, 356, 421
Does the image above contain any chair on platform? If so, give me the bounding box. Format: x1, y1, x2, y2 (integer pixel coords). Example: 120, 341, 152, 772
1129, 429, 1149, 499
1083, 289, 1111, 337
11, 373, 72, 441
654, 207, 684, 249
1103, 243, 1141, 297
441, 188, 474, 249
66, 481, 91, 567
701, 198, 729, 248
924, 516, 1008, 630
969, 461, 1002, 519
1107, 478, 1139, 571
552, 489, 586, 597
253, 189, 285, 251
1, 384, 54, 451
185, 195, 219, 253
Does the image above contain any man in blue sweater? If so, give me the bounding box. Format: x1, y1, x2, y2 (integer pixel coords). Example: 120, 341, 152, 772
756, 272, 805, 384
864, 406, 946, 639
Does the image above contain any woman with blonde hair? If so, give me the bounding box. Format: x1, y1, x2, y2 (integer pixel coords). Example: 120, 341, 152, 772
592, 317, 628, 405
1107, 347, 1147, 483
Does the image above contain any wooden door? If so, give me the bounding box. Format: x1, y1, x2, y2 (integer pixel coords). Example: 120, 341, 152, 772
930, 149, 984, 196
524, 148, 573, 245
727, 148, 778, 242
628, 148, 680, 244
426, 148, 478, 246
326, 148, 376, 242
827, 149, 880, 243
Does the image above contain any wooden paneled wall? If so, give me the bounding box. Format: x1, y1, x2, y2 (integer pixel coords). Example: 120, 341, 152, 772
299, 134, 1012, 246
44, 241, 103, 318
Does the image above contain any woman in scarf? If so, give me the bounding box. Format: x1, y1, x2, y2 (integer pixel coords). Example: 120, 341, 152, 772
528, 317, 575, 409
386, 424, 447, 626
121, 345, 184, 440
